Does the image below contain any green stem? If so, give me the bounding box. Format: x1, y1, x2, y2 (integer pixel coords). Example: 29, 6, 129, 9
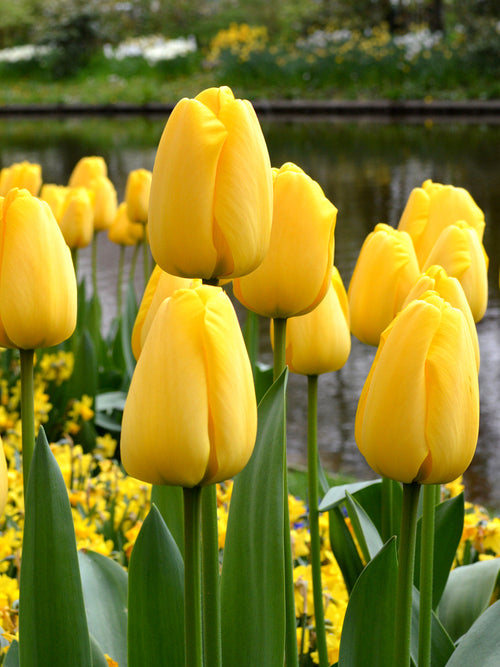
183, 486, 203, 667
20, 349, 35, 492
381, 476, 394, 541
418, 484, 437, 667
129, 243, 140, 285
272, 317, 299, 667
117, 245, 125, 317
307, 375, 328, 667
201, 484, 221, 666
243, 310, 259, 377
142, 235, 150, 288
92, 233, 99, 298
394, 482, 421, 667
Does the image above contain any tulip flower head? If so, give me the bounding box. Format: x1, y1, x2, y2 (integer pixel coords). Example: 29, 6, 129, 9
355, 292, 479, 485
233, 162, 337, 318
121, 285, 257, 487
0, 161, 42, 197
68, 156, 107, 188
40, 184, 69, 221
108, 202, 144, 248
272, 267, 351, 375
0, 189, 77, 349
149, 86, 273, 280
348, 223, 420, 346
125, 168, 152, 225
58, 187, 95, 249
398, 179, 485, 267
88, 175, 118, 232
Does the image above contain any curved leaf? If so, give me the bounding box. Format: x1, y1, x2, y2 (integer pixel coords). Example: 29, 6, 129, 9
328, 506, 364, 594
410, 587, 454, 666
90, 635, 110, 667
345, 491, 383, 563
445, 600, 500, 666
319, 479, 380, 512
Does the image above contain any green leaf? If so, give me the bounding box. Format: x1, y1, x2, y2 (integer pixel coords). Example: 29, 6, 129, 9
3, 640, 19, 667
69, 329, 98, 402
94, 390, 127, 433
319, 479, 381, 512
414, 493, 464, 608
438, 558, 500, 641
328, 505, 364, 594
445, 600, 500, 666
410, 588, 455, 666
78, 549, 128, 667
254, 362, 274, 404
19, 427, 92, 667
221, 369, 288, 666
345, 491, 383, 562
90, 635, 110, 667
338, 538, 398, 666
151, 484, 184, 557
127, 504, 184, 667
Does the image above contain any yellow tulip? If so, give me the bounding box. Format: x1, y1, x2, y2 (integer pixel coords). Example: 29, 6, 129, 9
0, 161, 42, 197
398, 179, 485, 267
0, 189, 77, 349
125, 168, 152, 225
347, 223, 420, 346
422, 219, 488, 322
272, 267, 351, 375
89, 175, 118, 232
121, 285, 257, 487
108, 202, 144, 247
355, 292, 479, 485
131, 264, 200, 360
402, 265, 480, 370
68, 156, 107, 188
58, 187, 94, 249
233, 162, 337, 318
40, 184, 69, 221
149, 85, 273, 280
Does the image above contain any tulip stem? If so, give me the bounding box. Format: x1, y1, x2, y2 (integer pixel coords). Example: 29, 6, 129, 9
307, 374, 329, 667
117, 245, 125, 317
142, 236, 150, 288
183, 485, 203, 667
20, 349, 35, 492
381, 476, 395, 541
418, 483, 437, 667
129, 243, 140, 285
92, 233, 99, 298
394, 482, 420, 667
243, 309, 259, 378
201, 484, 222, 666
272, 317, 299, 667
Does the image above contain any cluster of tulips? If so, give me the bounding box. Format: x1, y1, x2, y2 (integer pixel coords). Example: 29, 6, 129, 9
0, 84, 495, 666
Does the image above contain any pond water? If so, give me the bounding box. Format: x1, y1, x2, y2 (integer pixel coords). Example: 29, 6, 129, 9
1, 113, 499, 508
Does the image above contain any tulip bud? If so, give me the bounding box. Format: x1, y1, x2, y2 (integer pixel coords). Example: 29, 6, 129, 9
68, 156, 107, 188
40, 184, 69, 221
58, 187, 94, 249
348, 223, 420, 346
149, 86, 273, 280
0, 161, 42, 197
271, 267, 351, 375
422, 219, 488, 322
402, 265, 479, 370
398, 179, 485, 267
108, 202, 144, 248
355, 292, 479, 485
0, 189, 77, 349
121, 285, 257, 487
125, 169, 152, 225
89, 175, 118, 232
131, 264, 200, 360
233, 162, 337, 318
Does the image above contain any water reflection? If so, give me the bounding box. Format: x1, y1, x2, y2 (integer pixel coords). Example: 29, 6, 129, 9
1, 115, 499, 507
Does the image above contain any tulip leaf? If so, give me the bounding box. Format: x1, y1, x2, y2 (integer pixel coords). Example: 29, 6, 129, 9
69, 328, 98, 404
319, 479, 381, 511
151, 483, 184, 557
414, 493, 464, 608
254, 362, 274, 404
410, 587, 454, 666
437, 558, 500, 641
19, 427, 92, 667
221, 369, 288, 666
3, 640, 19, 667
127, 503, 184, 667
89, 635, 110, 667
328, 505, 364, 594
445, 600, 500, 666
338, 537, 398, 666
78, 549, 128, 667
345, 491, 383, 563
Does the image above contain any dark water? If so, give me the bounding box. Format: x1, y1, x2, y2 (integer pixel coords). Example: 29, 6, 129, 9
1, 114, 499, 507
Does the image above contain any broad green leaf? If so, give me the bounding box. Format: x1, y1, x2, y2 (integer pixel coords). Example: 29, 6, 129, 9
78, 550, 128, 667
319, 479, 381, 512
221, 370, 288, 666
128, 504, 184, 667
254, 362, 274, 404
410, 587, 455, 666
414, 493, 464, 608
437, 558, 500, 641
445, 600, 500, 666
69, 329, 98, 402
338, 538, 398, 666
19, 427, 92, 667
151, 484, 184, 557
345, 491, 383, 562
3, 640, 19, 667
328, 505, 364, 594
90, 635, 110, 667
94, 390, 127, 433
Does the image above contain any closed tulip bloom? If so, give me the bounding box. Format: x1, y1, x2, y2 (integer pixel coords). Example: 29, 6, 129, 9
398, 179, 485, 267
422, 219, 488, 322
58, 187, 94, 249
348, 223, 420, 346
355, 292, 479, 485
233, 162, 337, 318
149, 86, 273, 280
89, 175, 118, 232
273, 267, 351, 375
68, 156, 107, 188
125, 168, 152, 225
121, 285, 257, 487
131, 264, 200, 360
40, 184, 69, 221
0, 189, 77, 349
108, 202, 144, 247
402, 265, 479, 370
0, 161, 42, 197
